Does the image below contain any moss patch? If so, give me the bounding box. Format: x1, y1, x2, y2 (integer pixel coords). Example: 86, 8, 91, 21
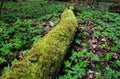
1, 8, 78, 79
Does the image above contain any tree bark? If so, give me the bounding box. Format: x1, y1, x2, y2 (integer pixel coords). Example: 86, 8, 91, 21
0, 0, 4, 16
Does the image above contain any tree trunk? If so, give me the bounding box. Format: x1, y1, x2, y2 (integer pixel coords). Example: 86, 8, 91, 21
0, 0, 4, 16
0, 7, 78, 79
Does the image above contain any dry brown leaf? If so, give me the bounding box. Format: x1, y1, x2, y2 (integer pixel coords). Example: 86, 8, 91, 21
49, 21, 55, 27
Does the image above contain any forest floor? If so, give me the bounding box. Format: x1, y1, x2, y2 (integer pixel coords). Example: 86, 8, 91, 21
0, 0, 120, 79
0, 0, 65, 75
58, 7, 120, 79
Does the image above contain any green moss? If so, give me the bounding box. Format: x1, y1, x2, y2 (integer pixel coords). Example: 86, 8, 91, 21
1, 8, 78, 79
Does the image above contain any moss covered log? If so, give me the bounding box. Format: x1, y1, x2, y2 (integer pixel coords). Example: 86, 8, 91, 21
1, 8, 78, 79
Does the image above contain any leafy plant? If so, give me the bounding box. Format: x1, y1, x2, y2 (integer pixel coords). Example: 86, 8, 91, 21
102, 53, 113, 61
70, 50, 78, 62
0, 57, 6, 64
111, 46, 119, 52
113, 60, 120, 68
0, 0, 65, 74
91, 54, 100, 61
92, 31, 101, 38
100, 43, 109, 49
71, 60, 87, 78
64, 61, 71, 68
11, 59, 18, 65
77, 51, 84, 58
32, 36, 41, 45
96, 75, 103, 79
62, 60, 87, 79
75, 39, 81, 45
59, 6, 120, 79
103, 67, 120, 79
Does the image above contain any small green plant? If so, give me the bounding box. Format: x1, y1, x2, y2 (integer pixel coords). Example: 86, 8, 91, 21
102, 53, 113, 61
70, 50, 78, 62
11, 59, 18, 65
96, 75, 103, 79
59, 6, 120, 79
100, 43, 109, 49
75, 39, 81, 45
113, 60, 120, 68
62, 60, 87, 79
111, 46, 119, 52
32, 36, 41, 45
0, 57, 6, 64
91, 54, 100, 61
71, 60, 87, 78
64, 61, 71, 68
22, 49, 29, 56
83, 31, 89, 36
60, 48, 89, 79
101, 32, 109, 37
86, 52, 100, 61
103, 67, 120, 79
77, 51, 84, 58
92, 31, 101, 38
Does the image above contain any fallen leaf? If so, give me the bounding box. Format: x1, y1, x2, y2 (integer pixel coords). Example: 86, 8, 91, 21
16, 51, 23, 59
49, 21, 55, 27
101, 37, 107, 42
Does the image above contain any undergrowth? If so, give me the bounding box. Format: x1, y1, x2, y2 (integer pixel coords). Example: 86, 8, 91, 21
58, 7, 120, 79
1, 0, 120, 79
0, 0, 65, 75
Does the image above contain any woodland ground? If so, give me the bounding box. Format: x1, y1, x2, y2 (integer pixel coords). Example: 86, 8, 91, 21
0, 0, 120, 79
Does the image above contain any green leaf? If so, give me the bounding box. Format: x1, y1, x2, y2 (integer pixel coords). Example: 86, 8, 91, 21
70, 50, 77, 61
0, 57, 6, 64
100, 43, 109, 49
86, 52, 94, 58
77, 52, 84, 57
11, 59, 18, 65
91, 55, 100, 61
96, 75, 103, 79
64, 61, 71, 68
92, 31, 101, 38
111, 46, 119, 52
103, 67, 120, 79
75, 39, 81, 45
113, 60, 120, 68
102, 53, 113, 61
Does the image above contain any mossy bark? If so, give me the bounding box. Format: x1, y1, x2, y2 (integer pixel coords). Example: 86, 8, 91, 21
1, 8, 78, 79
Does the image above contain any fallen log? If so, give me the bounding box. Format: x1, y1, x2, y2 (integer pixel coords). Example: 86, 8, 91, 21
0, 7, 78, 79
